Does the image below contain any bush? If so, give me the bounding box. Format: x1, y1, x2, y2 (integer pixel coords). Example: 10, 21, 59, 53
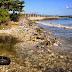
10, 13, 20, 22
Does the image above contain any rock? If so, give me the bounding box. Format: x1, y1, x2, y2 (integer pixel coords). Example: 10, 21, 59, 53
37, 50, 43, 53
34, 33, 38, 36
47, 49, 51, 52
47, 32, 52, 35
46, 41, 50, 45
46, 41, 51, 47
49, 53, 55, 57
60, 55, 64, 58
41, 45, 45, 48
59, 68, 65, 72
53, 43, 58, 46
36, 45, 39, 48
30, 50, 34, 52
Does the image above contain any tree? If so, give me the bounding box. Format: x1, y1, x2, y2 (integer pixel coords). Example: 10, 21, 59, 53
0, 0, 25, 22
1, 0, 25, 14
0, 8, 10, 23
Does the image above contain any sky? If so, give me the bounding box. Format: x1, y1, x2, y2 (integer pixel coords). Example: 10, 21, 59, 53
21, 0, 72, 16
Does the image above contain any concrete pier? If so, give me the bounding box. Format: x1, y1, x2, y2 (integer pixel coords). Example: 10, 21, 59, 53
23, 14, 59, 21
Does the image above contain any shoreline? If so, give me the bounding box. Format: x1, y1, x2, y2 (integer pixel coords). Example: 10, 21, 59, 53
35, 21, 72, 29
35, 21, 72, 55
0, 19, 72, 72
0, 19, 72, 55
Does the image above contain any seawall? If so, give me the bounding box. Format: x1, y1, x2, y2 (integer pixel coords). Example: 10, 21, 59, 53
28, 17, 59, 21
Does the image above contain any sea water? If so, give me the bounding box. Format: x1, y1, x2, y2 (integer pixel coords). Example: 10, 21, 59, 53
36, 18, 72, 54
42, 18, 72, 25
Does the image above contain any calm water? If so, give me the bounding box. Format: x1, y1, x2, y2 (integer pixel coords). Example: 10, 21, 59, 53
42, 18, 72, 25
36, 18, 72, 38
36, 18, 72, 54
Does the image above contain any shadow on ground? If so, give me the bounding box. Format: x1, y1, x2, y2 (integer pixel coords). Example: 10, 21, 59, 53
0, 34, 22, 56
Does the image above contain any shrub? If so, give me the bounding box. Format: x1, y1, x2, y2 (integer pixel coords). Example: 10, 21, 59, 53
10, 13, 20, 22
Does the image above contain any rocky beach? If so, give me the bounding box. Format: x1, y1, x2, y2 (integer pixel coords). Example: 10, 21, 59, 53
0, 18, 72, 72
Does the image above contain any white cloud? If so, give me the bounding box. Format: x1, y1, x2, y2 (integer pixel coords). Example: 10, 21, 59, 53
66, 6, 72, 9
66, 6, 69, 8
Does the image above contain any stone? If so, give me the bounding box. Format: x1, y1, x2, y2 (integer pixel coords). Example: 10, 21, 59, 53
49, 53, 55, 57
47, 32, 52, 35
59, 68, 65, 72
47, 49, 51, 52
53, 43, 58, 46
60, 56, 64, 58
30, 50, 34, 52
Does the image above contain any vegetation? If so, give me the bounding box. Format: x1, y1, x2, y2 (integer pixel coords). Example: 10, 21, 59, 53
0, 25, 3, 30
0, 0, 25, 23
10, 13, 20, 21
0, 8, 10, 23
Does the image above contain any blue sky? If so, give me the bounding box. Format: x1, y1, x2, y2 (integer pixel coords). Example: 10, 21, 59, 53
21, 0, 72, 15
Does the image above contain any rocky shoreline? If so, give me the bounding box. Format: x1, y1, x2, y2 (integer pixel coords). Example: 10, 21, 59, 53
0, 19, 72, 72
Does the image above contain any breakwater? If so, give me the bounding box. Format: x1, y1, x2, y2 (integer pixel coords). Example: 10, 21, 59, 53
28, 17, 59, 21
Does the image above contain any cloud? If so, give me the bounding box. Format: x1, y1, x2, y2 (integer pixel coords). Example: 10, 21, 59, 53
66, 6, 72, 9
66, 6, 69, 8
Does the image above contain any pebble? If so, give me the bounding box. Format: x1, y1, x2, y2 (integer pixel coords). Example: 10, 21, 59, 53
30, 50, 34, 52
53, 43, 58, 46
49, 53, 55, 57
0, 19, 72, 72
60, 55, 64, 58
47, 49, 51, 52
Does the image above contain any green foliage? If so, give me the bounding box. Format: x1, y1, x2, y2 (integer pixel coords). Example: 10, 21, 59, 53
0, 26, 3, 29
1, 0, 25, 14
0, 8, 10, 23
0, 0, 25, 22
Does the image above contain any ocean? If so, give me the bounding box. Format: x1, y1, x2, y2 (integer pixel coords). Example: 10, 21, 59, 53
42, 18, 72, 25
36, 18, 72, 55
